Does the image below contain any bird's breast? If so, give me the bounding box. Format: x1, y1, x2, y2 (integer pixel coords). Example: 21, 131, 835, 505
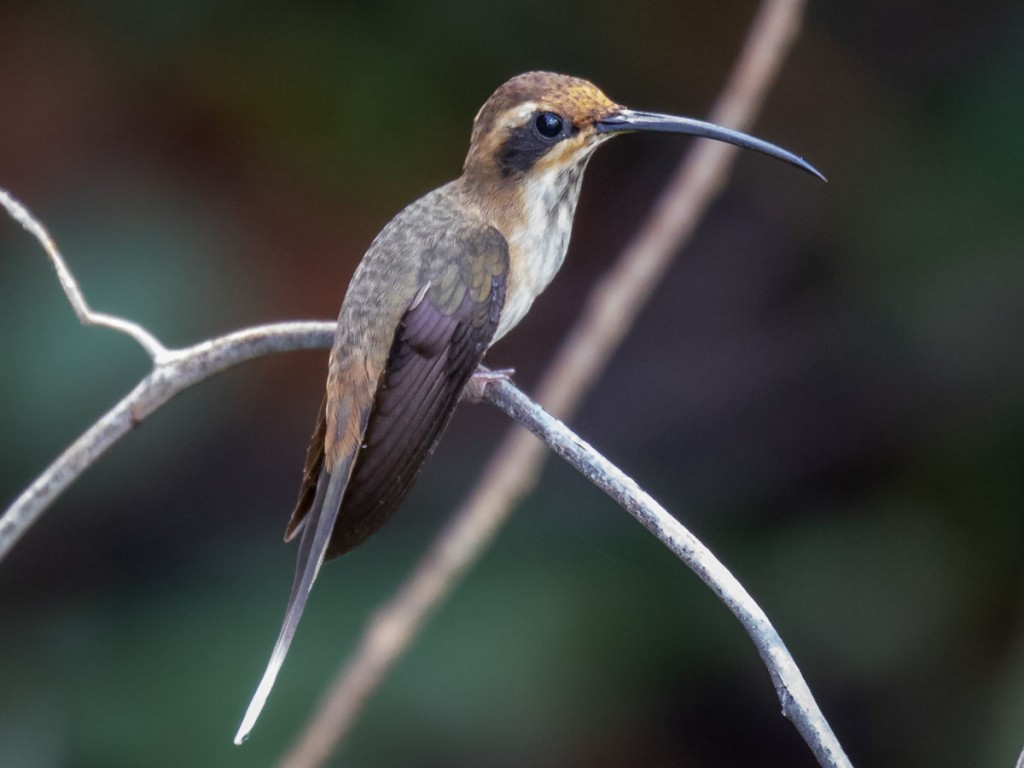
494, 163, 586, 341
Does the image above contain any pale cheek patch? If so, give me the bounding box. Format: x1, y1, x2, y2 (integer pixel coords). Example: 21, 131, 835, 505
533, 134, 599, 173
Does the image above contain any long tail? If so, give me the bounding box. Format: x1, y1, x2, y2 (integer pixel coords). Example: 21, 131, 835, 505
234, 463, 350, 744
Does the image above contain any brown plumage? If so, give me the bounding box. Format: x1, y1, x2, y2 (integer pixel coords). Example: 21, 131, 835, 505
236, 72, 823, 743
285, 205, 508, 558
284, 73, 624, 561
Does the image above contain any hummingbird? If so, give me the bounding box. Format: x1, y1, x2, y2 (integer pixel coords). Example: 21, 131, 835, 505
235, 71, 823, 743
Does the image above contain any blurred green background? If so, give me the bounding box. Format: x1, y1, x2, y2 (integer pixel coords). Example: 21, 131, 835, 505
2, 0, 1022, 766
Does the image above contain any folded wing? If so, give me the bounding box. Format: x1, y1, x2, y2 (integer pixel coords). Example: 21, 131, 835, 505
235, 222, 508, 743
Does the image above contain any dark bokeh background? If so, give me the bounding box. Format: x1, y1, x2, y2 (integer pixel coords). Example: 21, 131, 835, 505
2, 1, 1022, 766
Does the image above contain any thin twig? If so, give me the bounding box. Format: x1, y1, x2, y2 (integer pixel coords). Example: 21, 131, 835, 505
0, 187, 171, 361
0, 186, 338, 559
279, 0, 816, 766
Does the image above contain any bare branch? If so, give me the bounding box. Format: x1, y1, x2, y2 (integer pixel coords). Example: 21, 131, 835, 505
0, 187, 171, 361
280, 0, 820, 766
0, 319, 333, 561
478, 377, 852, 768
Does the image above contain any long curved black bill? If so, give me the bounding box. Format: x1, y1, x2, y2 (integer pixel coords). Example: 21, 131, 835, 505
597, 109, 825, 181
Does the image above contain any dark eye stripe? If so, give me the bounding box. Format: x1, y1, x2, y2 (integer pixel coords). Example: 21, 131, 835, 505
497, 112, 567, 177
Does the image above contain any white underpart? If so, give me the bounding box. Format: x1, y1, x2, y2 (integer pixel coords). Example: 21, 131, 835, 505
495, 149, 594, 341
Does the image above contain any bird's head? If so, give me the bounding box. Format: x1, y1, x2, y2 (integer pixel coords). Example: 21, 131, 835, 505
462, 71, 823, 184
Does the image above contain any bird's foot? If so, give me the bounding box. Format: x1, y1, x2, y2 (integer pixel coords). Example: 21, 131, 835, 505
464, 366, 515, 403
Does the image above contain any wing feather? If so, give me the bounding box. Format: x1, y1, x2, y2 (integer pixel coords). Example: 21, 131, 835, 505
237, 217, 508, 742
325, 260, 506, 558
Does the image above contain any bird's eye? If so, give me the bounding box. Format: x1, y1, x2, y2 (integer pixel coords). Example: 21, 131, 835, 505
534, 112, 564, 139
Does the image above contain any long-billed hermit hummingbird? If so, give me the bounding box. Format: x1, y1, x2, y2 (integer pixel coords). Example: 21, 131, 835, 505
235, 71, 823, 743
